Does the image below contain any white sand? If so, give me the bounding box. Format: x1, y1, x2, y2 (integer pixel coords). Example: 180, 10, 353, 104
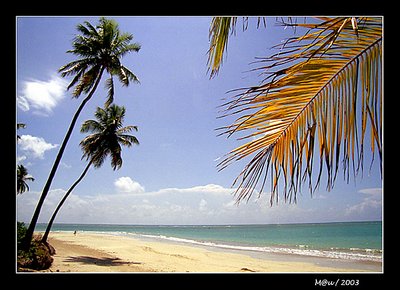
41, 232, 381, 273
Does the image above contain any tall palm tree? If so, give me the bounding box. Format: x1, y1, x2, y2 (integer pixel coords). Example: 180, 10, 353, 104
208, 17, 382, 205
17, 164, 34, 194
41, 104, 139, 243
23, 17, 141, 250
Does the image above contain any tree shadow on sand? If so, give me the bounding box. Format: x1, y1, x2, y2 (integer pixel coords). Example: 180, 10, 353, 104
64, 256, 142, 266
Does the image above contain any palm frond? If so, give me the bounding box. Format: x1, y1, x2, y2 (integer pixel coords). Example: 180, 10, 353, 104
208, 16, 268, 78
105, 76, 114, 108
72, 64, 102, 97
118, 134, 140, 147
80, 119, 104, 133
217, 17, 382, 204
77, 21, 99, 38
207, 17, 237, 78
117, 125, 138, 134
114, 35, 141, 57
59, 17, 140, 99
17, 164, 34, 194
59, 58, 97, 90
17, 123, 26, 129
110, 147, 123, 170
116, 65, 140, 86
79, 104, 139, 170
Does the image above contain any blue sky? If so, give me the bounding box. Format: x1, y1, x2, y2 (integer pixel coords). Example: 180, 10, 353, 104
16, 16, 382, 225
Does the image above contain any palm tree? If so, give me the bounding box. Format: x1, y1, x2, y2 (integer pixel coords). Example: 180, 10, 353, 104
17, 164, 34, 194
23, 17, 141, 250
41, 104, 139, 243
17, 123, 26, 141
208, 17, 382, 205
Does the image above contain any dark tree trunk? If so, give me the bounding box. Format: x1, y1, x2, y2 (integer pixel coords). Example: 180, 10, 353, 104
22, 68, 105, 251
41, 161, 92, 243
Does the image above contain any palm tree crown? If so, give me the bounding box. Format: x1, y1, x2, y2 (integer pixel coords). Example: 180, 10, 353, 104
80, 104, 139, 170
41, 104, 138, 243
59, 17, 141, 107
17, 123, 26, 141
23, 17, 141, 251
17, 164, 34, 194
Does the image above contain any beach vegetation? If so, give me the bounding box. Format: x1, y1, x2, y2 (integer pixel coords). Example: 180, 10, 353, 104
208, 17, 382, 204
17, 124, 35, 194
17, 222, 54, 271
41, 104, 139, 243
23, 17, 141, 250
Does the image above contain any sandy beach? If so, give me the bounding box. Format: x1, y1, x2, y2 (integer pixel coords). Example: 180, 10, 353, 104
37, 232, 382, 273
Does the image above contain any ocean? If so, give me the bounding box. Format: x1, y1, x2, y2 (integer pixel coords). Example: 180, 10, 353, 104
35, 221, 382, 263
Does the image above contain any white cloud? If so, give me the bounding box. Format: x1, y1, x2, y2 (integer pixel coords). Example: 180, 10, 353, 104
17, 155, 27, 163
61, 162, 72, 169
358, 187, 382, 196
156, 184, 233, 196
16, 183, 313, 225
344, 187, 382, 219
16, 184, 383, 225
17, 96, 30, 111
187, 184, 232, 195
18, 134, 58, 159
199, 199, 207, 211
18, 75, 67, 115
17, 189, 66, 223
114, 177, 145, 193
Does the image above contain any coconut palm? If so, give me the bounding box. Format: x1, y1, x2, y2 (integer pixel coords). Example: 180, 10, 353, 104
208, 17, 382, 205
17, 164, 34, 194
23, 17, 141, 250
17, 123, 26, 141
41, 104, 139, 243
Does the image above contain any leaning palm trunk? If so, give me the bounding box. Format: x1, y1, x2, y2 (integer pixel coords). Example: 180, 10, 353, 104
41, 161, 92, 243
41, 104, 139, 244
22, 18, 140, 251
22, 67, 105, 251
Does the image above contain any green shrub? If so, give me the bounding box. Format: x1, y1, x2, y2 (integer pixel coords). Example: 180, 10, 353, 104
17, 222, 27, 248
17, 222, 54, 271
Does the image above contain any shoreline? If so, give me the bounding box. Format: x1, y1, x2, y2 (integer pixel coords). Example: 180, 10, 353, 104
34, 231, 382, 273
133, 231, 382, 263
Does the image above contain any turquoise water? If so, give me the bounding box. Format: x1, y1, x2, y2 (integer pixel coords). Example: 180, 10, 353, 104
35, 221, 382, 262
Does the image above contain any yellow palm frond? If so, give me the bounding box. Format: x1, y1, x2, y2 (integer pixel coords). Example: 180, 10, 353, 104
214, 17, 383, 204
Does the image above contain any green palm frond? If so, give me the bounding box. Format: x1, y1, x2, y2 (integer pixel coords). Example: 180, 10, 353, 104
212, 17, 382, 205
207, 17, 237, 78
59, 17, 141, 103
117, 125, 138, 134
17, 123, 26, 140
208, 16, 267, 78
79, 104, 139, 170
73, 64, 102, 97
17, 123, 26, 129
17, 164, 34, 194
105, 76, 114, 108
118, 134, 140, 147
117, 65, 140, 86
